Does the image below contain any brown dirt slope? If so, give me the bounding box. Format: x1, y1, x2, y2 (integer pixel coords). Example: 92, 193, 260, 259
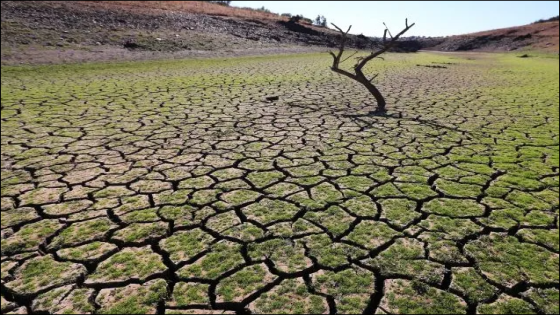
0, 1, 364, 64
429, 21, 559, 52
1, 1, 557, 65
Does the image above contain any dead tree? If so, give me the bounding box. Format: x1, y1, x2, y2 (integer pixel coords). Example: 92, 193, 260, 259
329, 19, 415, 113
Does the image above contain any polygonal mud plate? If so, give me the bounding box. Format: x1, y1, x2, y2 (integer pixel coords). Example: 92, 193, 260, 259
523, 288, 559, 314
434, 179, 482, 198
1, 207, 39, 229
85, 246, 167, 284
153, 189, 192, 206
4, 306, 27, 314
1, 260, 18, 280
304, 206, 355, 237
364, 238, 444, 285
518, 228, 559, 252
211, 168, 246, 182
377, 198, 420, 228
93, 186, 135, 199
343, 220, 400, 250
379, 279, 467, 314
266, 219, 322, 238
177, 241, 244, 280
160, 228, 214, 265
310, 183, 343, 203
222, 222, 265, 242
215, 264, 277, 303
341, 195, 379, 217
49, 217, 117, 250
42, 199, 93, 216
250, 278, 328, 314
248, 239, 312, 273
218, 189, 261, 208
312, 266, 374, 314
179, 176, 215, 189
246, 171, 285, 189
56, 242, 118, 263
464, 233, 559, 288
5, 255, 86, 295
302, 234, 367, 268
96, 279, 168, 314
242, 199, 300, 225
168, 282, 210, 307
477, 295, 537, 314
423, 198, 486, 217
189, 189, 221, 206
159, 205, 214, 228
19, 187, 68, 206
424, 238, 468, 264
32, 285, 95, 314
205, 211, 242, 233
264, 182, 303, 198
111, 222, 168, 245
449, 267, 498, 304
394, 183, 438, 200
1, 296, 17, 313
113, 195, 151, 216
418, 215, 482, 240
1, 220, 63, 255
165, 309, 235, 314
130, 180, 172, 193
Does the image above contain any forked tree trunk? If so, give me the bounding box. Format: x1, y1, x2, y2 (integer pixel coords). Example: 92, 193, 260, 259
328, 20, 414, 113
355, 70, 386, 112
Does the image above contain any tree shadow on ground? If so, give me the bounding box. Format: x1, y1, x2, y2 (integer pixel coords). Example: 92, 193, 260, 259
341, 111, 476, 137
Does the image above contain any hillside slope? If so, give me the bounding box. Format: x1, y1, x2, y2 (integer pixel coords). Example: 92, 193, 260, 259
428, 21, 559, 52
1, 1, 369, 64
1, 1, 558, 65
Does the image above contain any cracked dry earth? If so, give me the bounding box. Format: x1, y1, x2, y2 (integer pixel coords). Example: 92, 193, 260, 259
1, 52, 559, 314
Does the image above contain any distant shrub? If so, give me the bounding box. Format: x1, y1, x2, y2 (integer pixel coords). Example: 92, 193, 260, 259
208, 1, 231, 6
301, 17, 313, 25
255, 6, 271, 13
290, 15, 302, 23
314, 15, 327, 27
533, 15, 559, 23
281, 13, 292, 18
289, 14, 313, 24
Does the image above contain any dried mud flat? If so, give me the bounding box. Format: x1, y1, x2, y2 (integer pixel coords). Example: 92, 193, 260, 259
1, 52, 559, 314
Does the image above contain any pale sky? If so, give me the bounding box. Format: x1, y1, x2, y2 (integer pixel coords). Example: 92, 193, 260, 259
233, 1, 560, 37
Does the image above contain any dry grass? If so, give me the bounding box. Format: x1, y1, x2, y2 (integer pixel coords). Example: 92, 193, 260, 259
73, 1, 289, 21
64, 1, 333, 34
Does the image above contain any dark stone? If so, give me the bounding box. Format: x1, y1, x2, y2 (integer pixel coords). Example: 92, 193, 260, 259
265, 96, 279, 102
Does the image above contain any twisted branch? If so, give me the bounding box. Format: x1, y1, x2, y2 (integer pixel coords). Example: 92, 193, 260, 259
328, 19, 415, 112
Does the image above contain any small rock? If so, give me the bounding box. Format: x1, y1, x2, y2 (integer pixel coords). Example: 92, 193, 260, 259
265, 96, 279, 102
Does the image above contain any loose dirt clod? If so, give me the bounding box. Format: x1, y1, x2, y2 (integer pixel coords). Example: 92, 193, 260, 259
265, 96, 280, 101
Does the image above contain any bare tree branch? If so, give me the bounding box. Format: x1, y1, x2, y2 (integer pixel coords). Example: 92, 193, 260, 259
383, 22, 394, 39
355, 20, 415, 72
328, 18, 415, 112
340, 50, 359, 64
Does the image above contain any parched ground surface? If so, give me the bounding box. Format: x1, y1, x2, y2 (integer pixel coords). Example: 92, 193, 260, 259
1, 52, 559, 314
